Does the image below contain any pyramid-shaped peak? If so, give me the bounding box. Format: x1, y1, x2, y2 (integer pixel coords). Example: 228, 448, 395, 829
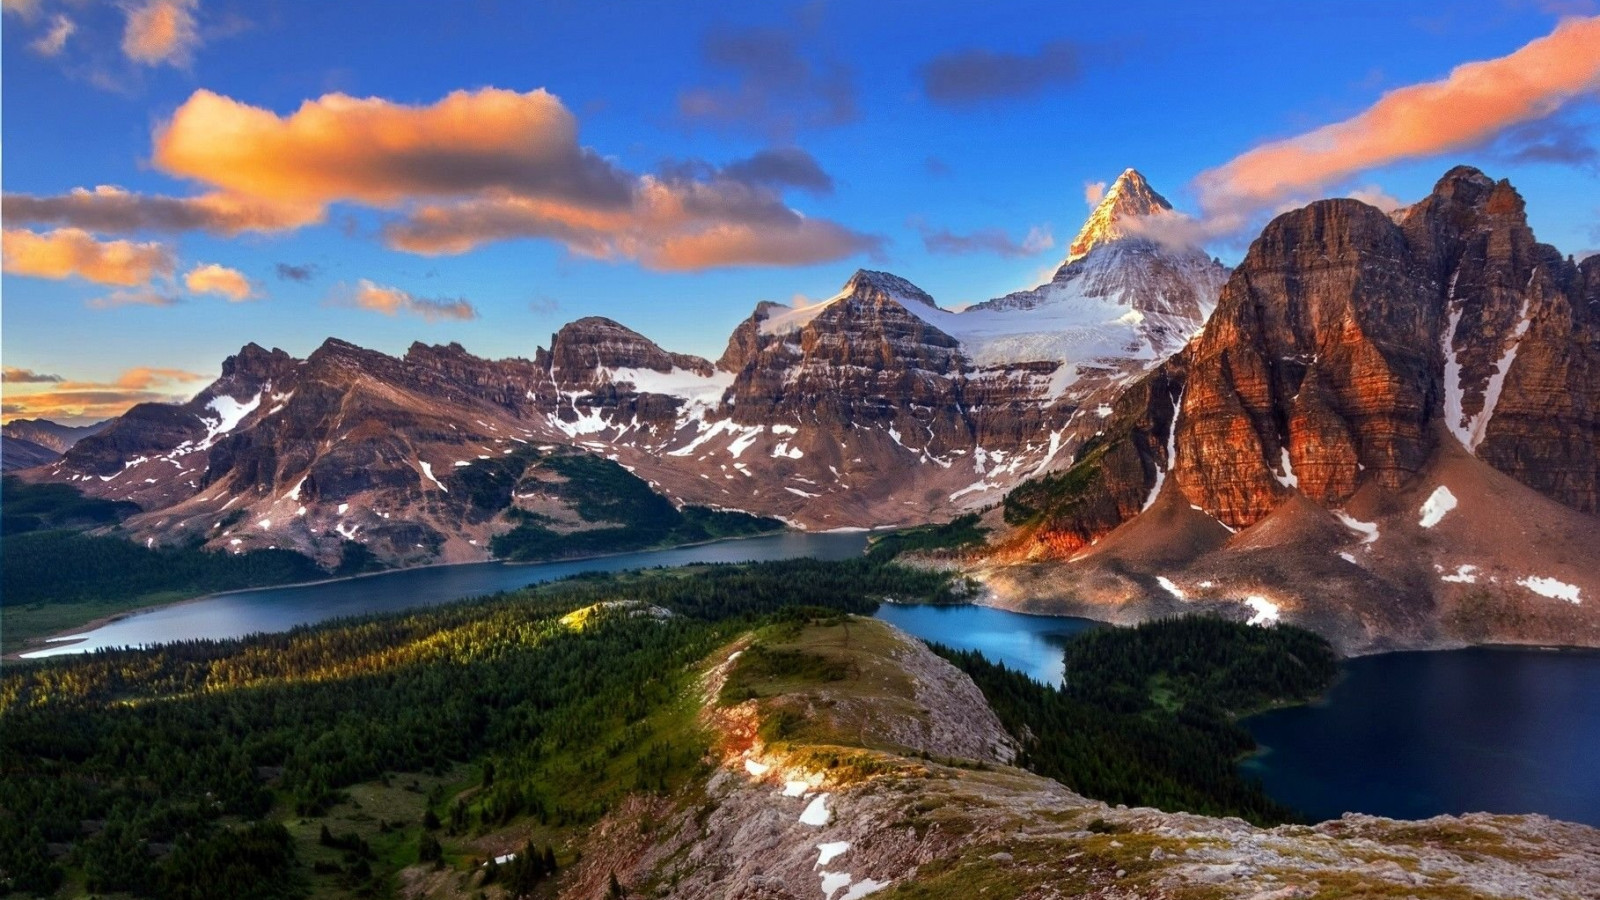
1067, 168, 1177, 262
842, 269, 937, 307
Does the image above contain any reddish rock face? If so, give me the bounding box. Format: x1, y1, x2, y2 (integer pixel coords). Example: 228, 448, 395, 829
1173, 197, 1437, 527
1002, 165, 1600, 559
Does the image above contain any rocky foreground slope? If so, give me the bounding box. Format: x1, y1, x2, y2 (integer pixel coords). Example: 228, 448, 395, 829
425, 617, 1600, 900
22, 170, 1226, 562
981, 166, 1600, 653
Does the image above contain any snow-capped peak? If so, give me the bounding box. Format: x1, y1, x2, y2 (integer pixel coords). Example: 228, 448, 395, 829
967, 168, 1229, 356
1066, 168, 1175, 263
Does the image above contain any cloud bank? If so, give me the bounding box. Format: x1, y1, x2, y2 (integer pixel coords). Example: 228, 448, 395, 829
6, 87, 879, 272
1, 367, 206, 424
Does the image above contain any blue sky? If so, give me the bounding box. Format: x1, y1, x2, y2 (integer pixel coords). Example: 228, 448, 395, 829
3, 0, 1598, 423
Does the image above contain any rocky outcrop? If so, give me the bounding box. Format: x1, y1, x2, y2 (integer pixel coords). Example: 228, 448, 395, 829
1172, 197, 1437, 526
551, 618, 1600, 900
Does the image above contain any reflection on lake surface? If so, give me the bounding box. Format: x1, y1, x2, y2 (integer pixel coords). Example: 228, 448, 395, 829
872, 602, 1098, 684
21, 532, 870, 658
1243, 646, 1600, 826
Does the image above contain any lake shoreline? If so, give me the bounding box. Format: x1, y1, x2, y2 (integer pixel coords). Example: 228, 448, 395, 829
6, 528, 799, 660
967, 583, 1600, 659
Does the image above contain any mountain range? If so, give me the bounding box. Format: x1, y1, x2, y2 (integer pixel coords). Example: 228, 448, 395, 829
13, 165, 1599, 651
0, 418, 107, 471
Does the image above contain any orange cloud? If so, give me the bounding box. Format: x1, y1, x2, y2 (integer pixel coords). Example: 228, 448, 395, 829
345, 280, 477, 321
5, 86, 877, 271
3, 186, 325, 235
141, 86, 880, 269
111, 367, 207, 389
1, 390, 172, 424
2, 227, 175, 286
1196, 15, 1600, 223
184, 263, 256, 300
152, 87, 633, 208
1, 367, 206, 424
122, 0, 199, 67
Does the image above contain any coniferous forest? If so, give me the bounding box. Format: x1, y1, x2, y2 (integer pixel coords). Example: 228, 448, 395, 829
938, 615, 1339, 825
0, 554, 1338, 897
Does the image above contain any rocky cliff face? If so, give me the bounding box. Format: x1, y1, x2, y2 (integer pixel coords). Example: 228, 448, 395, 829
986, 166, 1600, 652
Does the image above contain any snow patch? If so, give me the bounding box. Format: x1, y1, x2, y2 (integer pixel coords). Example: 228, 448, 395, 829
819, 872, 853, 900
1156, 576, 1186, 600
1468, 296, 1533, 451
419, 461, 448, 492
1441, 564, 1479, 584
743, 759, 770, 777
196, 390, 263, 449
1243, 596, 1280, 626
839, 878, 889, 899
1332, 511, 1380, 544
799, 794, 830, 826
782, 781, 810, 798
1517, 575, 1581, 604
816, 842, 851, 868
1418, 486, 1457, 528
1142, 387, 1183, 512
1274, 447, 1299, 489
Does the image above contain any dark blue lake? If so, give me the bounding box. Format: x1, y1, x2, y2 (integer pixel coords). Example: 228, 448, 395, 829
1241, 646, 1600, 827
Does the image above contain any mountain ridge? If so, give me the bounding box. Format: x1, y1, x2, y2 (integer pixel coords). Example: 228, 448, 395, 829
21, 168, 1228, 560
